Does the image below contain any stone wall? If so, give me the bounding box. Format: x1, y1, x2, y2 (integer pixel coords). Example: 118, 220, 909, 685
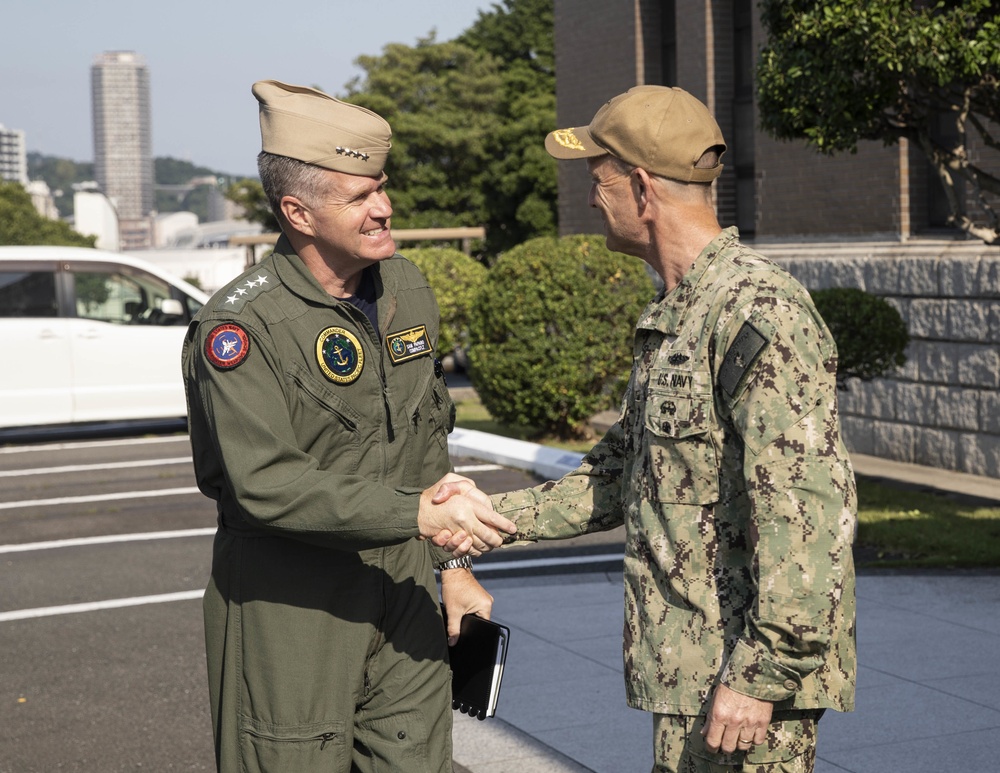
759, 239, 1000, 478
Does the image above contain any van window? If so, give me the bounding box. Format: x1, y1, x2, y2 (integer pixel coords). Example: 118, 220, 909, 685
0, 270, 59, 318
74, 269, 186, 326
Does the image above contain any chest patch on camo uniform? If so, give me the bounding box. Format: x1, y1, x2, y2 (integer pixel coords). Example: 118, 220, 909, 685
719, 321, 768, 397
316, 327, 364, 384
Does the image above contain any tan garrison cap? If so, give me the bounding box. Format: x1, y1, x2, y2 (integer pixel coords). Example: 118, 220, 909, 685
545, 85, 726, 183
253, 79, 392, 176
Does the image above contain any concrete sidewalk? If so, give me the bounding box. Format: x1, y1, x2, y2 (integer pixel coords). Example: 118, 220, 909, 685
447, 431, 1000, 773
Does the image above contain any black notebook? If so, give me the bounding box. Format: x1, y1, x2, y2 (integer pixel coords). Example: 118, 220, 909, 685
448, 614, 509, 720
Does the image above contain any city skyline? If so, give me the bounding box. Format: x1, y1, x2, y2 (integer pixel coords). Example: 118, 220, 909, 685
1, 0, 494, 178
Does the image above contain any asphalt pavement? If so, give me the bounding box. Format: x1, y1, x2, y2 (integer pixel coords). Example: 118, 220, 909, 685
445, 427, 1000, 773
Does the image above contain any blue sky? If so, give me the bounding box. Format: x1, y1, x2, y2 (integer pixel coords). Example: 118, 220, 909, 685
1, 0, 495, 177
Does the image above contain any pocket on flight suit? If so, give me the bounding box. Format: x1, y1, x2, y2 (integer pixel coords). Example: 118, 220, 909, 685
356, 709, 437, 772
240, 717, 349, 773
643, 370, 719, 505
287, 362, 363, 472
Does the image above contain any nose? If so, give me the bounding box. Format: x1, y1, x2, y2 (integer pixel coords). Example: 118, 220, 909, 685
372, 190, 392, 219
588, 183, 598, 208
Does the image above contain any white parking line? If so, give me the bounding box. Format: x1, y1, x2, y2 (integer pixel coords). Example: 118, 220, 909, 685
0, 487, 201, 511
0, 527, 216, 554
0, 590, 205, 622
0, 553, 624, 622
0, 436, 189, 455
0, 457, 192, 477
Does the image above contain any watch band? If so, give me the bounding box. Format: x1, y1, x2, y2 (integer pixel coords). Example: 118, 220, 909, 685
435, 555, 473, 571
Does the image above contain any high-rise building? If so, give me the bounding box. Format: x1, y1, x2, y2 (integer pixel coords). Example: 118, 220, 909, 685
0, 124, 28, 184
91, 51, 154, 247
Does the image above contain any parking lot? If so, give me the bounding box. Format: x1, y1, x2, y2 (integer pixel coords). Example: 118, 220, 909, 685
0, 432, 594, 772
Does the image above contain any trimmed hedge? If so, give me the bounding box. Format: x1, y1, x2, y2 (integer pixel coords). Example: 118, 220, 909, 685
468, 234, 655, 439
810, 287, 909, 388
405, 247, 488, 357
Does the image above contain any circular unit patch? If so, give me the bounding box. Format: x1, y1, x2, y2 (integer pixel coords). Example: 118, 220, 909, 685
316, 327, 364, 384
205, 323, 250, 370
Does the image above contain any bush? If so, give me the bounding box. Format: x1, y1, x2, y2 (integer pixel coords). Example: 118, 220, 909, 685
810, 287, 909, 388
468, 234, 655, 439
405, 247, 488, 357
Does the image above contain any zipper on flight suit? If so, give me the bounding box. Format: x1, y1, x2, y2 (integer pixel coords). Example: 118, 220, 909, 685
377, 293, 397, 451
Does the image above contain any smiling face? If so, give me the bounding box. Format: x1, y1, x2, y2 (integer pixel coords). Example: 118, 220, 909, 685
302, 169, 396, 266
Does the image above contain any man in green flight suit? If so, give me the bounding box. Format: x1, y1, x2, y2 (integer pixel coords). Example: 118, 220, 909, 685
182, 80, 515, 773
438, 86, 857, 773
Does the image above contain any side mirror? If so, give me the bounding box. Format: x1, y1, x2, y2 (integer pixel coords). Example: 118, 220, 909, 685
160, 298, 185, 317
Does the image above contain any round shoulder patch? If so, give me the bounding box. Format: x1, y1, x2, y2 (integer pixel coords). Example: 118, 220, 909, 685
316, 327, 364, 384
205, 323, 251, 370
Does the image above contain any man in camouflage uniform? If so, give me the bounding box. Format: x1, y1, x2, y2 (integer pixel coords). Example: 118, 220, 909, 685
183, 80, 515, 773
446, 86, 856, 772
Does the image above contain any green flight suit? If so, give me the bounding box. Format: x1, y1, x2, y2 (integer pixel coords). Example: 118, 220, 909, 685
492, 228, 856, 770
182, 235, 457, 773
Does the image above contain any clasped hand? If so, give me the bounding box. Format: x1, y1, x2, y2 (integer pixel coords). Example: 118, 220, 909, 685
418, 473, 515, 557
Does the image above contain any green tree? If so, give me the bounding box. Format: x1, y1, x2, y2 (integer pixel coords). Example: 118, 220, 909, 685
757, 0, 1000, 243
810, 288, 909, 389
26, 152, 94, 218
404, 247, 488, 356
0, 181, 95, 247
343, 0, 557, 259
458, 0, 558, 254
225, 178, 280, 232
345, 36, 504, 252
154, 156, 223, 185
469, 235, 654, 439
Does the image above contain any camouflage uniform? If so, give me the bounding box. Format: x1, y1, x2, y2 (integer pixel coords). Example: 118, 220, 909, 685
492, 227, 856, 770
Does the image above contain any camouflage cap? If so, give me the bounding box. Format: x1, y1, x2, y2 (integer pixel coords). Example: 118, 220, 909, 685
544, 85, 726, 183
252, 79, 391, 176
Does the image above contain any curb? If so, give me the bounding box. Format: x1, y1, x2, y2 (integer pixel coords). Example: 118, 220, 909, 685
448, 427, 585, 482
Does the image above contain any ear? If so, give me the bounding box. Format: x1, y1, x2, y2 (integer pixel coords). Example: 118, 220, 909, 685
632, 168, 654, 215
280, 196, 314, 237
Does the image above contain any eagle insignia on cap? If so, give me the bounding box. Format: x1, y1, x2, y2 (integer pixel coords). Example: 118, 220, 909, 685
336, 146, 370, 161
552, 129, 586, 151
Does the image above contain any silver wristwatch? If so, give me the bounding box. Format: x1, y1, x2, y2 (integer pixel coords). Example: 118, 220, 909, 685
435, 555, 473, 571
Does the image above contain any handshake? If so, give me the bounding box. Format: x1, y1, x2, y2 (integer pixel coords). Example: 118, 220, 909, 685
417, 473, 516, 558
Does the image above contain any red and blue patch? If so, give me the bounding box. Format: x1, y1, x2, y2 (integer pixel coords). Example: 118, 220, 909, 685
205, 323, 250, 370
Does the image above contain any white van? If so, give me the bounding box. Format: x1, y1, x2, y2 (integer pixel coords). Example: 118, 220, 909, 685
0, 246, 210, 433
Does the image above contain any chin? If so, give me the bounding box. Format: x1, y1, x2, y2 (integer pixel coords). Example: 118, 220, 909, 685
364, 233, 396, 260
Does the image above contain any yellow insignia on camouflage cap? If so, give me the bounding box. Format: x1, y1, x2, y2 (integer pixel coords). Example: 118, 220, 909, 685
252, 79, 391, 176
544, 85, 726, 183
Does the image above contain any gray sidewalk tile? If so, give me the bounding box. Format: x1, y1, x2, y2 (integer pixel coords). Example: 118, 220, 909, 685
921, 672, 1000, 711
501, 670, 628, 734
533, 713, 653, 773
819, 679, 1000, 751
818, 726, 1000, 773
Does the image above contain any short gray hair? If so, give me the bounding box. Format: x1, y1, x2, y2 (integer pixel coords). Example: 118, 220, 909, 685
257, 151, 332, 224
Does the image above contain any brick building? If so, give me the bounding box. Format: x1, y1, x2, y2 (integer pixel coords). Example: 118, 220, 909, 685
552, 0, 1000, 477
553, 0, 960, 241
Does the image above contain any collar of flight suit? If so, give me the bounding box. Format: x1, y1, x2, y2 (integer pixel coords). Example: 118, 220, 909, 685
635, 226, 741, 336
269, 233, 400, 313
